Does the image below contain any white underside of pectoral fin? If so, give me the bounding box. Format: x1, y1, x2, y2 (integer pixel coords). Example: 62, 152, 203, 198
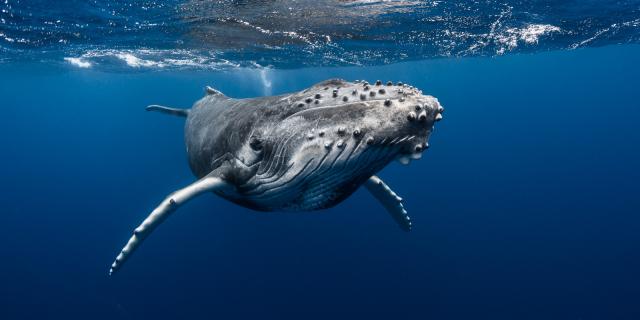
109, 175, 229, 275
364, 175, 412, 231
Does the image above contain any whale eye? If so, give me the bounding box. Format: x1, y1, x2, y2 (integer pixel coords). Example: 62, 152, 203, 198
249, 136, 263, 151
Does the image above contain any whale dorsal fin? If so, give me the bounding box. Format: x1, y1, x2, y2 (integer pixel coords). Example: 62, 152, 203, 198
205, 85, 227, 97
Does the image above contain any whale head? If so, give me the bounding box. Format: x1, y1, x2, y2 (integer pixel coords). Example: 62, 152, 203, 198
234, 79, 444, 210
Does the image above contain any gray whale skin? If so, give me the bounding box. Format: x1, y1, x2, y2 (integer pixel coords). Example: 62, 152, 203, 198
110, 78, 444, 275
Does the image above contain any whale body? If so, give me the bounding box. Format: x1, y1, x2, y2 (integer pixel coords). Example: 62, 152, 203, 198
110, 79, 444, 275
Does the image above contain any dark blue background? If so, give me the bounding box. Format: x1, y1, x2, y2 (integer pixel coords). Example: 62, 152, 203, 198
1, 45, 639, 319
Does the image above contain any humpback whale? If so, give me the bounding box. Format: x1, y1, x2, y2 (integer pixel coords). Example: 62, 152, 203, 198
110, 79, 444, 275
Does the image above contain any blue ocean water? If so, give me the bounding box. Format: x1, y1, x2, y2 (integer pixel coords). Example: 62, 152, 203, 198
2, 1, 640, 320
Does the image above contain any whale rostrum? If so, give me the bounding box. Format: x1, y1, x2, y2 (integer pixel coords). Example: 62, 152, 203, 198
109, 78, 444, 275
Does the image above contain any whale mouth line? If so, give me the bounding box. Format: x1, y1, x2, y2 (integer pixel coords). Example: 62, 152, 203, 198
358, 134, 427, 166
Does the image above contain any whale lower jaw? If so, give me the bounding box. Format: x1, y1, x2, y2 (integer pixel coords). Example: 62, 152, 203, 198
396, 151, 423, 165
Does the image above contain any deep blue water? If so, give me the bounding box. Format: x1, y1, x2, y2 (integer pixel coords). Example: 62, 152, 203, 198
1, 44, 639, 319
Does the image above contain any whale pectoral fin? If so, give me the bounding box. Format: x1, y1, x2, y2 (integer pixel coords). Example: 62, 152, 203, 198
109, 175, 229, 275
364, 175, 412, 232
146, 105, 189, 117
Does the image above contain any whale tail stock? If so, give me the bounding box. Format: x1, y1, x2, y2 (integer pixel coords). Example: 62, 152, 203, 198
145, 105, 190, 117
